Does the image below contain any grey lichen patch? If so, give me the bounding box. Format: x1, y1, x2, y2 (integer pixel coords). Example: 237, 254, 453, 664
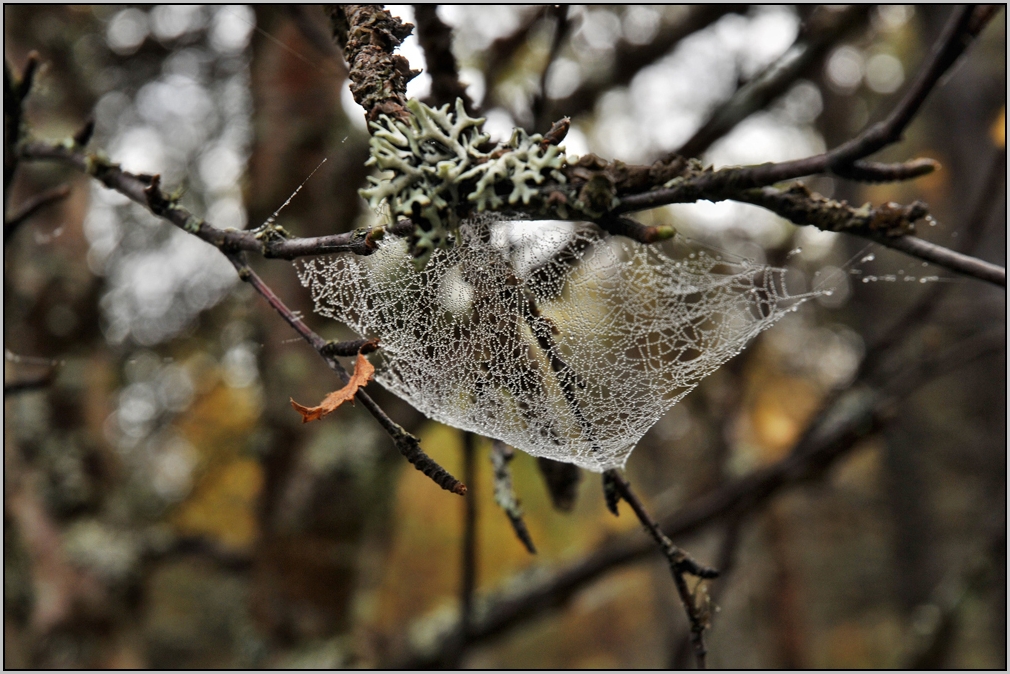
360, 98, 567, 269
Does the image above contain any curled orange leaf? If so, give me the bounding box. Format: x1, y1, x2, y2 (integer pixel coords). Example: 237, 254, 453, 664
291, 352, 375, 423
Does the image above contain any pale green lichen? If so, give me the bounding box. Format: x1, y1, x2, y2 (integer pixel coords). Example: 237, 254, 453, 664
360, 98, 567, 269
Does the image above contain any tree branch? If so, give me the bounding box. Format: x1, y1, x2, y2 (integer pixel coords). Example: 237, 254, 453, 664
674, 5, 870, 159
4, 182, 71, 242
413, 4, 475, 114
618, 6, 994, 201
491, 440, 536, 554
19, 139, 420, 258
4, 371, 56, 397
227, 251, 466, 496
544, 6, 746, 123
871, 233, 1005, 286
442, 430, 480, 666
604, 469, 719, 669
531, 5, 571, 134
736, 183, 1006, 286
4, 53, 39, 209
17, 139, 465, 496
327, 4, 419, 124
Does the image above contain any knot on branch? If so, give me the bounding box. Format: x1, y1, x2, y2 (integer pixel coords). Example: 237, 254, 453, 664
329, 5, 420, 124
865, 200, 928, 237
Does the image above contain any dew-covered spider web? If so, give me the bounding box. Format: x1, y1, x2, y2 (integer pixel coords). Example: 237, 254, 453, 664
298, 218, 820, 471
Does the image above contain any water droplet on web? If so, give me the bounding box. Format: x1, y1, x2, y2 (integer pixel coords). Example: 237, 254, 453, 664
860, 253, 875, 262
786, 247, 802, 259
296, 221, 823, 471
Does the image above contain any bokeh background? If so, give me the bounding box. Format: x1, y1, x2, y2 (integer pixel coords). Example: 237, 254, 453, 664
4, 5, 1005, 668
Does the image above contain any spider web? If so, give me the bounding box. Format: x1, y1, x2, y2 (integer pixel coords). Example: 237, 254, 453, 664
298, 219, 818, 471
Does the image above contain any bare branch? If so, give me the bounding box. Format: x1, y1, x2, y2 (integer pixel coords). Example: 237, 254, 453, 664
618, 6, 994, 204
531, 5, 571, 134
227, 251, 467, 496
862, 147, 1005, 370
414, 4, 475, 114
828, 5, 994, 167
544, 6, 746, 123
675, 5, 870, 159
604, 468, 718, 669
873, 234, 1005, 286
4, 371, 56, 397
442, 430, 480, 666
19, 139, 419, 259
4, 52, 39, 206
17, 139, 465, 496
4, 182, 71, 241
491, 440, 536, 554
616, 167, 1005, 286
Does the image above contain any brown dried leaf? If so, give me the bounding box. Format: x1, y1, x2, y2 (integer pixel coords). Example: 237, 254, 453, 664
290, 352, 375, 423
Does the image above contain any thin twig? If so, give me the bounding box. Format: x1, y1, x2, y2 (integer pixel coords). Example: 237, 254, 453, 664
618, 6, 993, 200
491, 440, 536, 554
604, 468, 718, 669
19, 140, 417, 258
4, 182, 71, 241
4, 53, 39, 209
532, 5, 570, 134
544, 6, 745, 123
674, 5, 870, 159
413, 4, 475, 114
735, 184, 1006, 287
4, 371, 56, 397
15, 137, 464, 495
671, 515, 746, 668
460, 432, 479, 646
862, 146, 1006, 368
870, 234, 1005, 286
227, 251, 467, 496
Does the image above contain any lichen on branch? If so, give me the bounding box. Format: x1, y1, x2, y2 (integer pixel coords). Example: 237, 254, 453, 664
360, 98, 567, 268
